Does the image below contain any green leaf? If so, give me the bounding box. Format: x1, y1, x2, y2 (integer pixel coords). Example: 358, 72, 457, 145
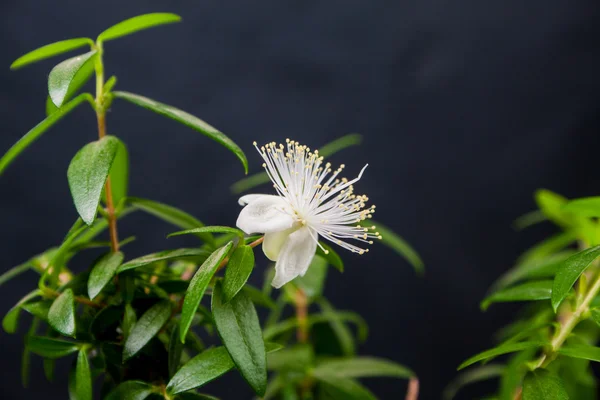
443, 364, 505, 400
123, 300, 171, 361
557, 344, 600, 362
551, 246, 600, 312
315, 375, 376, 400
21, 301, 51, 321
313, 357, 414, 379
267, 344, 312, 372
458, 341, 545, 370
176, 394, 220, 400
590, 308, 600, 326
48, 51, 97, 108
365, 220, 424, 275
127, 197, 213, 244
230, 133, 362, 193
212, 281, 267, 396
317, 298, 355, 356
242, 285, 276, 309
67, 136, 120, 225
3, 306, 21, 334
10, 38, 94, 70
21, 317, 40, 387
0, 261, 32, 288
166, 346, 235, 394
97, 13, 181, 42
118, 248, 210, 273
564, 197, 600, 217
48, 289, 76, 337
179, 242, 233, 342
168, 226, 245, 238
113, 91, 247, 173
481, 280, 553, 310
122, 303, 137, 340
293, 256, 328, 298
87, 251, 124, 299
74, 349, 92, 400
27, 336, 79, 358
518, 232, 577, 264
263, 311, 368, 342
317, 242, 344, 272
104, 76, 118, 93
103, 140, 129, 205
0, 93, 91, 175
169, 325, 184, 378
513, 210, 547, 231
105, 381, 155, 400
522, 369, 568, 400
222, 245, 255, 302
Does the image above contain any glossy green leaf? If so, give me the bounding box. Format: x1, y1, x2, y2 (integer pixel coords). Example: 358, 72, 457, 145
118, 248, 210, 273
103, 140, 129, 205
522, 369, 568, 400
48, 289, 76, 337
179, 242, 233, 342
230, 133, 362, 193
0, 93, 91, 176
123, 300, 171, 361
97, 13, 181, 42
481, 280, 553, 310
113, 91, 247, 173
166, 346, 235, 394
458, 341, 545, 370
293, 256, 328, 298
127, 197, 213, 244
564, 197, 600, 217
168, 225, 245, 238
87, 251, 124, 299
105, 381, 155, 400
212, 281, 267, 396
315, 375, 376, 400
48, 51, 96, 108
27, 336, 79, 358
551, 246, 600, 312
11, 38, 93, 70
316, 242, 343, 272
365, 220, 424, 275
313, 357, 414, 379
557, 344, 600, 362
169, 325, 183, 377
222, 245, 255, 302
67, 136, 120, 225
74, 349, 92, 400
443, 364, 504, 400
317, 298, 355, 356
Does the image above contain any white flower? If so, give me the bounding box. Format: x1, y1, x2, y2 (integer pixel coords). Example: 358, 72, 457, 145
236, 140, 381, 288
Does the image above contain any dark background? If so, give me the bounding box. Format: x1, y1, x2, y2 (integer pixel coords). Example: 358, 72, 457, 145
1, 1, 600, 399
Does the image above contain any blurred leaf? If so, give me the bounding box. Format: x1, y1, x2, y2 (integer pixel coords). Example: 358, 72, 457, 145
0, 261, 32, 288
0, 93, 91, 176
263, 311, 368, 342
590, 308, 600, 327
551, 246, 600, 312
102, 140, 129, 204
317, 298, 355, 356
536, 189, 596, 244
564, 197, 600, 217
518, 232, 577, 264
21, 301, 51, 321
168, 225, 244, 238
48, 288, 76, 337
3, 306, 21, 334
212, 281, 266, 396
316, 375, 376, 400
104, 75, 117, 93
230, 133, 362, 193
87, 251, 124, 299
481, 280, 553, 311
90, 306, 122, 338
314, 357, 414, 379
118, 248, 210, 273
122, 303, 137, 340
27, 336, 79, 358
317, 242, 343, 272
558, 344, 600, 362
499, 347, 536, 399
113, 91, 248, 173
105, 380, 155, 400
169, 325, 183, 378
123, 300, 171, 361
43, 358, 55, 383
11, 38, 93, 69
458, 341, 545, 370
292, 256, 328, 298
21, 317, 40, 387
242, 284, 275, 309
73, 349, 92, 400
443, 364, 504, 400
48, 51, 96, 107
176, 394, 220, 400
364, 220, 424, 275
522, 369, 568, 400
222, 245, 255, 302
97, 13, 181, 42
68, 136, 120, 225
267, 344, 313, 372
513, 210, 547, 231
166, 346, 235, 394
180, 242, 233, 342
127, 197, 213, 244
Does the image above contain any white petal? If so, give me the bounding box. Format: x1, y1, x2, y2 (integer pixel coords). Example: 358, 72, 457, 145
263, 227, 296, 261
236, 195, 295, 234
271, 227, 317, 288
238, 194, 270, 206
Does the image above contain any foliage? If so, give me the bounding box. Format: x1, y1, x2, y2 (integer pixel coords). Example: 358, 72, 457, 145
1, 13, 420, 399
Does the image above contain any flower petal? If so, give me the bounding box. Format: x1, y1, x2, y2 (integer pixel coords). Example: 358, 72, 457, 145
271, 227, 317, 288
236, 195, 295, 234
263, 228, 296, 261
238, 194, 270, 206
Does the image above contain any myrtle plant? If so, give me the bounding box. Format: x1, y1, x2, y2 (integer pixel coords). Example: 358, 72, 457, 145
1, 13, 422, 400
449, 190, 600, 399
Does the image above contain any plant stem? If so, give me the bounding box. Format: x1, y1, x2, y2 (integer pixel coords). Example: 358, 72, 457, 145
43, 288, 103, 309
295, 288, 309, 343
405, 378, 420, 400
94, 42, 119, 253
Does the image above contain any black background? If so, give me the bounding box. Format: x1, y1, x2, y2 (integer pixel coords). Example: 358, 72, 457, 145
1, 1, 600, 399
